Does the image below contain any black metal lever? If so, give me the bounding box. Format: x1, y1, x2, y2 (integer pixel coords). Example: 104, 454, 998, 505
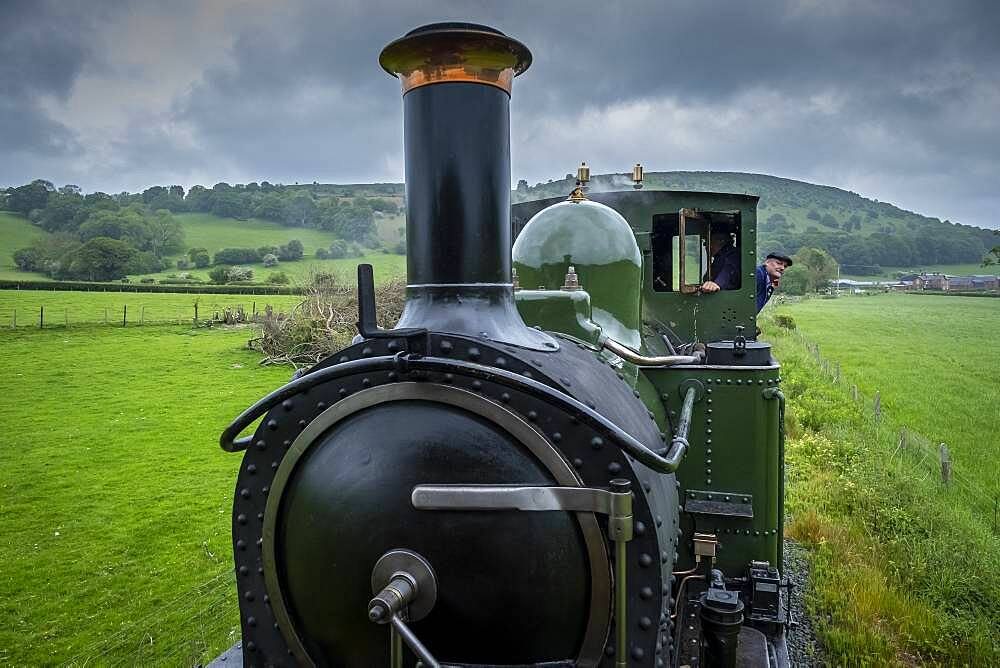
356, 264, 425, 340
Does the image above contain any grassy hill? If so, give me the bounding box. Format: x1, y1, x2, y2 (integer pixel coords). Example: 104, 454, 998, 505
0, 212, 51, 281
4, 172, 996, 286
516, 171, 997, 276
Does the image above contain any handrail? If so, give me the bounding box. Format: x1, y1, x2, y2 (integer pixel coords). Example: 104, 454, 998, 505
220, 353, 689, 473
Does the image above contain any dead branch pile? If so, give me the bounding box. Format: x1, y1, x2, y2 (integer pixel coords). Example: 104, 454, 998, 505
249, 271, 406, 368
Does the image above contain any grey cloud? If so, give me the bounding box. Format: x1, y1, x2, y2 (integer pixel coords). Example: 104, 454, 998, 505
2, 0, 999, 228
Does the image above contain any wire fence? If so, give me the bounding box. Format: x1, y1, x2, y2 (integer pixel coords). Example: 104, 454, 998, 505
0, 297, 301, 329
787, 328, 1000, 532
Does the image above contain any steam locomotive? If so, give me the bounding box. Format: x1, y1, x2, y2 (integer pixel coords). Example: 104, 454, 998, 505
214, 22, 790, 668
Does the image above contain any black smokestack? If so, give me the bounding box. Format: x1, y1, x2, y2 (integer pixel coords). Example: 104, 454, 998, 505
380, 23, 556, 350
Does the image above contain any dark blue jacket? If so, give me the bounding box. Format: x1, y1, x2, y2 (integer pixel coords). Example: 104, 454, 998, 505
709, 243, 740, 290
756, 264, 773, 312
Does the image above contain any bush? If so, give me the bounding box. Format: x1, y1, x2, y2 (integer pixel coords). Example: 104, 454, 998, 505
267, 271, 290, 285
315, 248, 330, 260
140, 277, 156, 284
277, 239, 304, 261
262, 253, 279, 267
774, 314, 796, 330
208, 266, 229, 284
176, 258, 191, 269
213, 247, 262, 265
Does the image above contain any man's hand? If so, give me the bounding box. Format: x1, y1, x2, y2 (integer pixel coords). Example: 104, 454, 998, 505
772, 277, 780, 289
700, 281, 721, 293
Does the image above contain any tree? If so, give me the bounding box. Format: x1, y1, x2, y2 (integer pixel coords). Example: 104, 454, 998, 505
38, 192, 84, 232
277, 239, 304, 261
267, 271, 290, 285
7, 180, 53, 215
806, 209, 821, 222
188, 247, 211, 268
790, 247, 838, 293
146, 210, 185, 256
262, 253, 279, 267
64, 237, 137, 281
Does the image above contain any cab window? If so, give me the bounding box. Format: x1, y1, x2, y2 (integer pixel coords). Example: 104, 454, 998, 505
651, 210, 742, 293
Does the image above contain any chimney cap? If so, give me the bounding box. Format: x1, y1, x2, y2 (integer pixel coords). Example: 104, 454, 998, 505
380, 22, 532, 94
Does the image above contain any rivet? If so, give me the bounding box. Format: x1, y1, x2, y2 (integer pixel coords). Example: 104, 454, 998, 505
656, 515, 663, 527
316, 401, 327, 410
297, 419, 307, 428
240, 488, 250, 499
724, 495, 730, 501
758, 380, 764, 385
496, 356, 507, 367
338, 355, 349, 363
639, 553, 653, 567
236, 539, 247, 551
282, 439, 291, 448
706, 418, 712, 424
633, 389, 641, 398
444, 373, 454, 383
640, 587, 654, 600
716, 378, 722, 384
338, 388, 347, 397
472, 380, 483, 391
238, 565, 249, 576
706, 448, 712, 454
736, 379, 743, 385
527, 410, 538, 421
281, 399, 294, 411
237, 514, 247, 525
523, 370, 533, 379
386, 340, 399, 352
362, 377, 371, 387
266, 419, 278, 431
573, 458, 584, 468
261, 486, 269, 496
468, 347, 481, 360
591, 437, 604, 450
501, 392, 511, 403
726, 379, 732, 385
246, 641, 256, 652
635, 521, 646, 536
257, 513, 264, 522
706, 389, 712, 395
643, 482, 652, 492
640, 616, 652, 630
706, 468, 712, 475
706, 478, 712, 484
247, 464, 257, 475
247, 616, 257, 627
608, 462, 622, 474
440, 340, 453, 353
632, 646, 645, 660
361, 346, 373, 357
706, 408, 712, 414
706, 428, 712, 434
661, 550, 669, 563
552, 432, 563, 442
706, 398, 712, 404
387, 371, 397, 381
243, 590, 254, 601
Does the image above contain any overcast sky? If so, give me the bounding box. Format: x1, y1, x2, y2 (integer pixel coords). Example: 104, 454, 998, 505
4, 0, 999, 228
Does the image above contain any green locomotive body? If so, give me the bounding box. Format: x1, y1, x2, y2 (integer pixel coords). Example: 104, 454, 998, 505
512, 188, 787, 640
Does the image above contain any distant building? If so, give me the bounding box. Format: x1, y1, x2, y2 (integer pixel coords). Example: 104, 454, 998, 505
911, 273, 998, 291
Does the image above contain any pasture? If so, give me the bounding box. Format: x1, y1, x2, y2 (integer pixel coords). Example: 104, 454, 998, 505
0, 212, 51, 282
0, 322, 292, 666
764, 293, 1000, 664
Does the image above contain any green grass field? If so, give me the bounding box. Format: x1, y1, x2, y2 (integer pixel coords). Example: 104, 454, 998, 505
0, 324, 294, 666
0, 290, 304, 327
763, 293, 1000, 664
0, 211, 51, 281
774, 293, 998, 493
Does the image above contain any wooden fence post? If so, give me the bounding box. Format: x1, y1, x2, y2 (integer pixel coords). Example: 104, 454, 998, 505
64, 308, 68, 326
897, 428, 906, 453
140, 305, 145, 326
873, 391, 881, 422
939, 444, 951, 484
851, 384, 858, 401
834, 362, 840, 382
39, 305, 44, 329
123, 305, 127, 327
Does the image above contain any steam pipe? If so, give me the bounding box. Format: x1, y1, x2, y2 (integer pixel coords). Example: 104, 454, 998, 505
220, 353, 688, 472
602, 336, 703, 367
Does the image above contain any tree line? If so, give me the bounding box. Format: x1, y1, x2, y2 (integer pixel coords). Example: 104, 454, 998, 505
7, 180, 184, 281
